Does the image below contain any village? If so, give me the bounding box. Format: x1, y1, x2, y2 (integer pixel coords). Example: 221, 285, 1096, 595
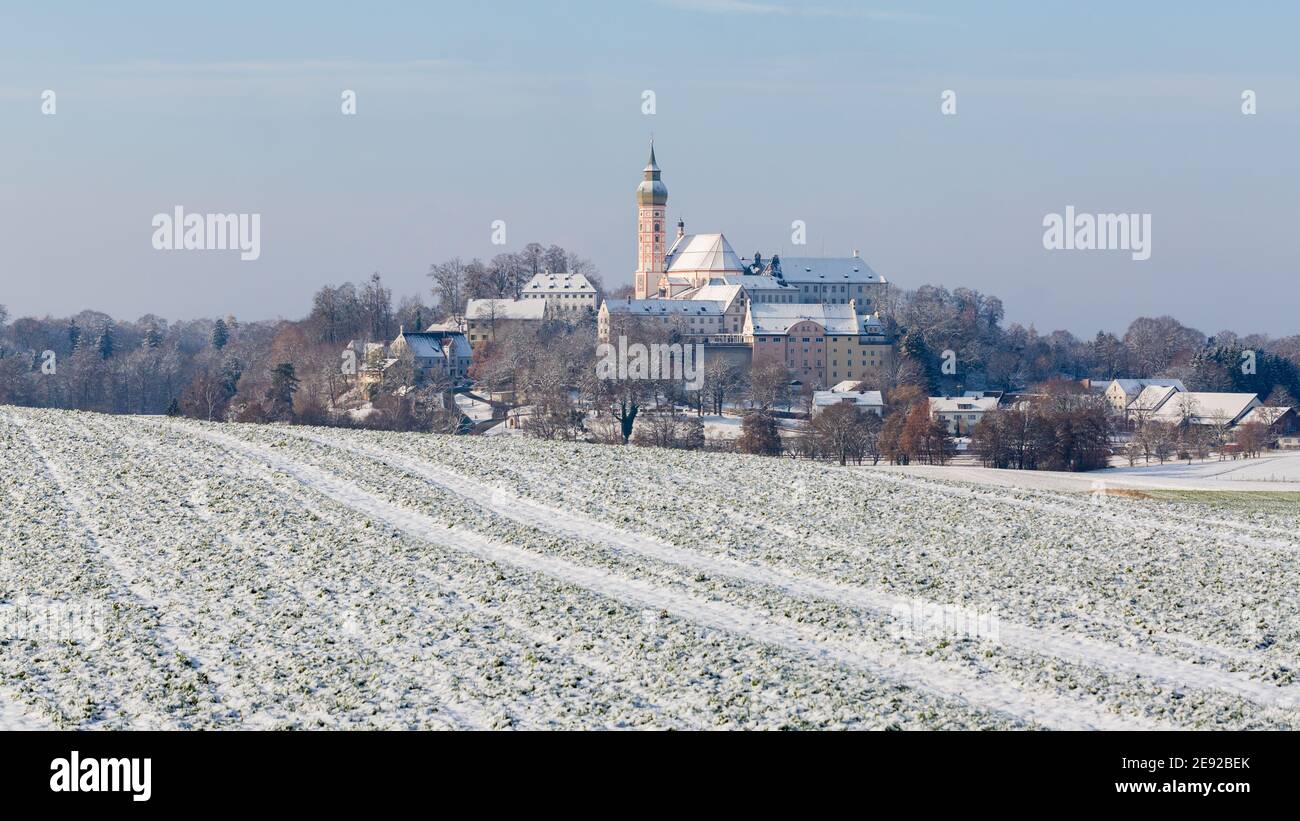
330, 143, 1298, 473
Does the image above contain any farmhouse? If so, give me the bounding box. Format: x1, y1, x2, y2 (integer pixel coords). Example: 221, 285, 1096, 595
929, 395, 1000, 435
1103, 378, 1186, 413
1150, 392, 1261, 426
1237, 405, 1298, 435
465, 298, 545, 345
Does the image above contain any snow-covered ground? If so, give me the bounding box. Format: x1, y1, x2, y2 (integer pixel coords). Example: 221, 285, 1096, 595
2, 406, 1298, 729
873, 450, 1300, 493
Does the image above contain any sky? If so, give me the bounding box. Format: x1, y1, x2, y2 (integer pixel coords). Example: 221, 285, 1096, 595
1, 0, 1297, 337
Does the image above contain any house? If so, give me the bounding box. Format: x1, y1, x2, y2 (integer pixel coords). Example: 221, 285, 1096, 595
811, 389, 884, 416
1103, 378, 1186, 413
1150, 392, 1261, 426
419, 326, 473, 380
929, 396, 1000, 435
1277, 435, 1300, 450
390, 330, 451, 385
351, 341, 395, 392
1237, 405, 1298, 435
520, 272, 598, 318
465, 298, 545, 345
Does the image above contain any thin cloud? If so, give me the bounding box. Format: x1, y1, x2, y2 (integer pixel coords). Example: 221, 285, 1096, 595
658, 0, 948, 23
91, 58, 464, 75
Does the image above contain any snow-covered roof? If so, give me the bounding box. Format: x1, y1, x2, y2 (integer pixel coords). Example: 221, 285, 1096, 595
769, 255, 886, 285
681, 282, 745, 306
1238, 405, 1291, 426
521, 272, 596, 294
813, 390, 883, 407
1151, 392, 1260, 424
1129, 384, 1179, 412
929, 396, 1000, 414
747, 303, 861, 335
678, 274, 797, 299
465, 298, 546, 320
444, 335, 472, 359
603, 298, 726, 317
665, 233, 745, 274
398, 333, 448, 360
830, 380, 866, 393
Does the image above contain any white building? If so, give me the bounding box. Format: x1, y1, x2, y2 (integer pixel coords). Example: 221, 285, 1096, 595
812, 389, 884, 416
520, 272, 598, 318
929, 396, 1000, 435
464, 298, 546, 344
1103, 378, 1186, 413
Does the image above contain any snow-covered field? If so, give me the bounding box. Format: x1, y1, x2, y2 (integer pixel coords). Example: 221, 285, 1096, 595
2, 406, 1299, 730
874, 451, 1300, 493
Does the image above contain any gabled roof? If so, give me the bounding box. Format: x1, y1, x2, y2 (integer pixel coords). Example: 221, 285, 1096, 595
1151, 392, 1259, 424
443, 335, 472, 359
665, 233, 745, 274
1237, 405, 1291, 426
1129, 384, 1180, 413
522, 272, 596, 294
465, 298, 546, 320
747, 303, 861, 335
680, 282, 745, 307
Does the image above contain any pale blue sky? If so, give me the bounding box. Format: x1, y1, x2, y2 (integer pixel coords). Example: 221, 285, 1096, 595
2, 1, 1297, 335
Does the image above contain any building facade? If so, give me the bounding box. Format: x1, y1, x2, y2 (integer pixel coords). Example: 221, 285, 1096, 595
521, 272, 598, 318
465, 298, 546, 345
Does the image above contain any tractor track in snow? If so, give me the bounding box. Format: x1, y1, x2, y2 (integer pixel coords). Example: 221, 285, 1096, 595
163, 420, 1161, 730
269, 425, 1300, 712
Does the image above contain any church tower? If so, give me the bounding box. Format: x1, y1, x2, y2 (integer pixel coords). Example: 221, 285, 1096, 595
634, 140, 668, 299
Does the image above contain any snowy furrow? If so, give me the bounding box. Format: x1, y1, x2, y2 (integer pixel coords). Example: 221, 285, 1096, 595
277, 426, 1300, 711
0, 412, 220, 728
112, 414, 964, 729
99, 421, 497, 730
361, 429, 1298, 672
177, 421, 1158, 730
